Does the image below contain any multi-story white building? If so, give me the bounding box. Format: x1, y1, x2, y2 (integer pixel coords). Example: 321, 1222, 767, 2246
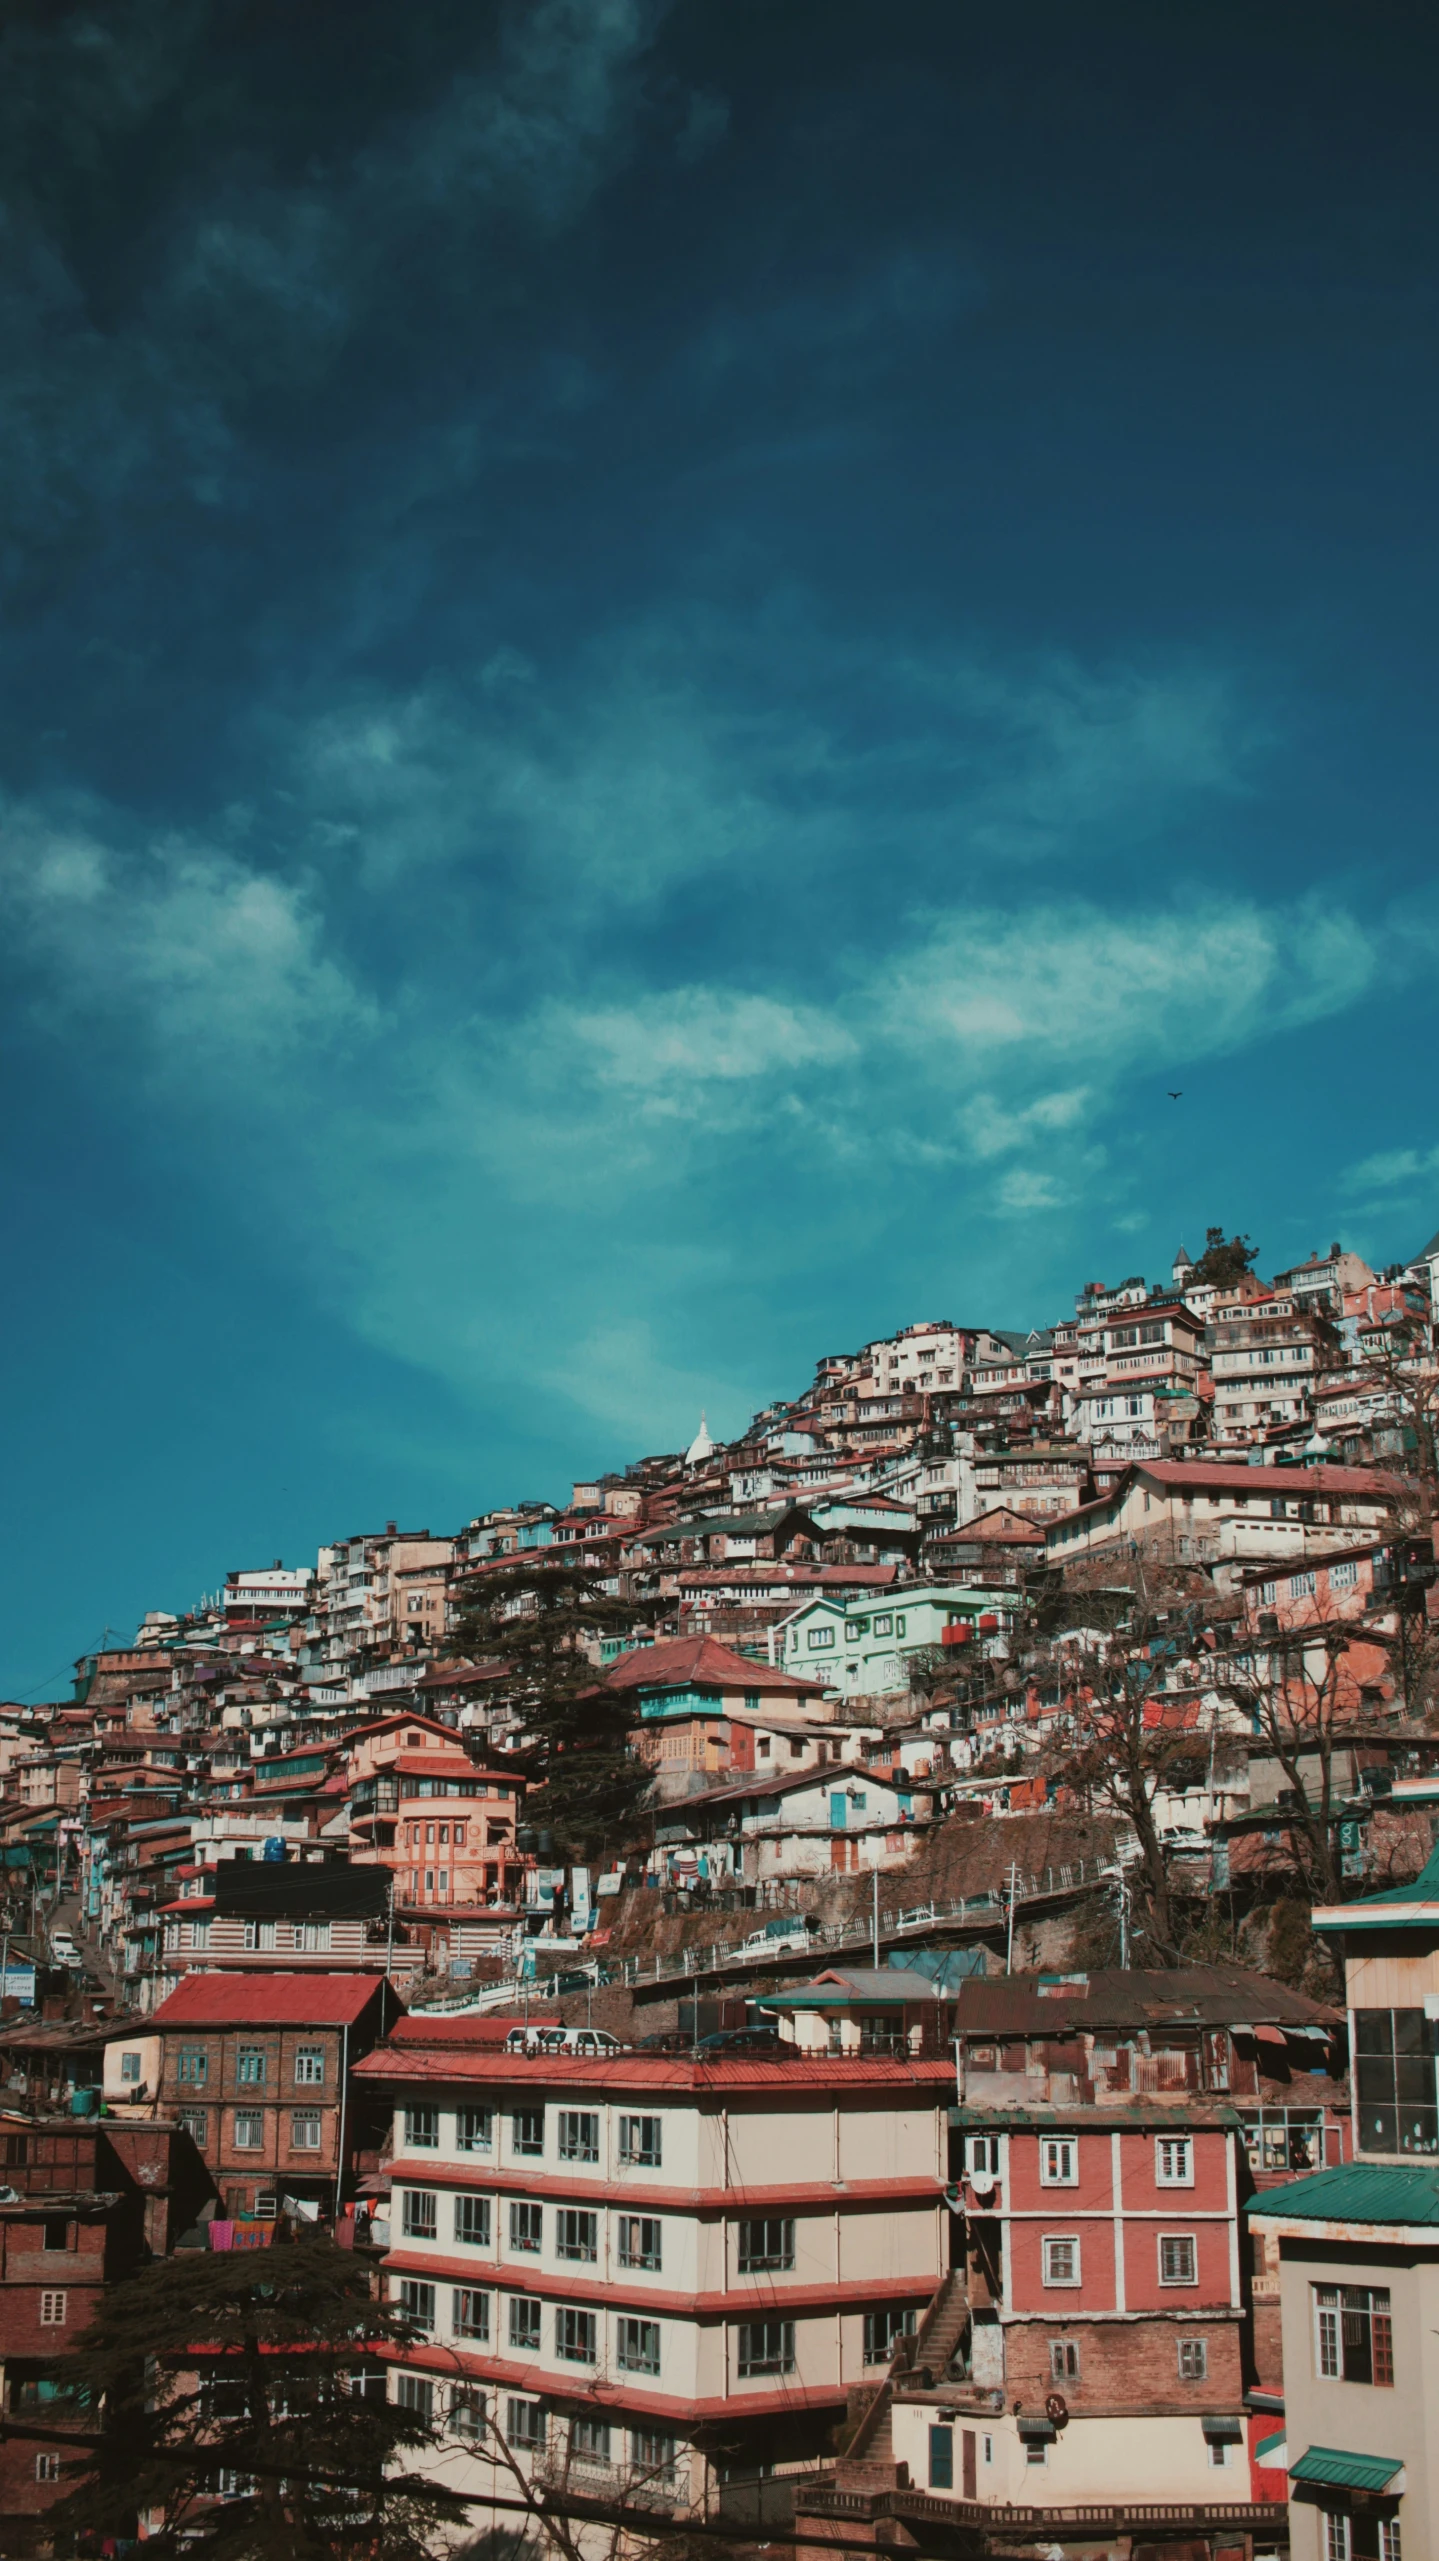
353, 2024, 953, 2539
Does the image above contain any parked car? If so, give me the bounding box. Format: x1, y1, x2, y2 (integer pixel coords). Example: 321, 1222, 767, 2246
1158, 1827, 1209, 1856
695, 2026, 788, 2057
49, 1931, 81, 1967
737, 1923, 811, 1959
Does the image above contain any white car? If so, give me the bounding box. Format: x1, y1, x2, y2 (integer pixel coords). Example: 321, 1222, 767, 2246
1159, 1829, 1209, 1856
49, 1932, 81, 1965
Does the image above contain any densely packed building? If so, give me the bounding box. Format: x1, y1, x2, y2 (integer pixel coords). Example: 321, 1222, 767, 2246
1, 1219, 1438, 2555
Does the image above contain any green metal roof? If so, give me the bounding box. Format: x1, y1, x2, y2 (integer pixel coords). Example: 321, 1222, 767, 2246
1254, 2431, 1286, 2461
1312, 1843, 1439, 1934
1247, 2162, 1439, 2226
1290, 2446, 1404, 2493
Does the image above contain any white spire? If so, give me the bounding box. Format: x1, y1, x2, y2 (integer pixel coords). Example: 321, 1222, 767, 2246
685, 1411, 716, 1470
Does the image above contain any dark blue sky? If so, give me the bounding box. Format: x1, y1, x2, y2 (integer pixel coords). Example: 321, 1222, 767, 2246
3, 0, 1438, 1695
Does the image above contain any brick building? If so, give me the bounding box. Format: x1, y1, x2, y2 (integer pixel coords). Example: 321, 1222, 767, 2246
0, 2112, 211, 2546
149, 1973, 400, 2220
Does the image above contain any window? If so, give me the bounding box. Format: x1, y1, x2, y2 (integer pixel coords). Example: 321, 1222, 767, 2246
405, 2106, 439, 2149
402, 2189, 439, 2239
510, 2201, 542, 2254
895, 1615, 907, 1637
1331, 1559, 1360, 1590
1041, 2237, 1080, 2287
571, 2415, 612, 2463
968, 2134, 1001, 2177
1159, 2234, 1197, 2286
1049, 2340, 1080, 2382
507, 2397, 545, 2448
558, 2110, 600, 2163
1040, 2138, 1077, 2186
233, 2111, 263, 2150
618, 2214, 662, 2270
242, 1921, 277, 1951
120, 2051, 142, 2083
35, 2452, 61, 2482
455, 2194, 491, 2248
1209, 2439, 1231, 2468
237, 2046, 267, 2086
188, 1916, 211, 1949
864, 2307, 916, 2365
1178, 2337, 1208, 2380
1156, 2136, 1194, 2186
512, 2108, 544, 2157
1289, 1571, 1317, 1599
1355, 2009, 1439, 2155
395, 2372, 434, 2421
39, 2290, 67, 2326
42, 2216, 69, 2253
873, 1614, 893, 1637
450, 2387, 486, 2441
617, 2316, 661, 2374
176, 2047, 208, 2085
290, 2111, 321, 2151
928, 2426, 953, 2490
807, 1625, 835, 1650
1315, 2284, 1393, 2385
736, 2320, 795, 2376
398, 2279, 436, 2332
453, 2286, 490, 2341
292, 1922, 332, 1951
555, 2306, 597, 2364
294, 2046, 326, 2086
508, 2296, 542, 2352
737, 2216, 795, 2273
178, 2107, 208, 2147
630, 2429, 678, 2485
618, 2115, 661, 2167
557, 2208, 598, 2263
457, 2107, 493, 2153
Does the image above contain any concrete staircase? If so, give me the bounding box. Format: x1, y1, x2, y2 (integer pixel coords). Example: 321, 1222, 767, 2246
844, 2271, 969, 2464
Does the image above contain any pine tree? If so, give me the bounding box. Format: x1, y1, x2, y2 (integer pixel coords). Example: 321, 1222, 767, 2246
1192, 1226, 1258, 1286
448, 1556, 653, 1860
48, 2233, 470, 2561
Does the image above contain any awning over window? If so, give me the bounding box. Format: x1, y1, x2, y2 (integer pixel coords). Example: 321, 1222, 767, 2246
1290, 2446, 1405, 2493
1203, 2416, 1245, 2443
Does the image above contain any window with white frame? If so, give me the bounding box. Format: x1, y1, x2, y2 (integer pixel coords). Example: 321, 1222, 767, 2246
557, 2209, 598, 2263
1177, 2337, 1208, 2379
508, 2296, 541, 2351
616, 2316, 661, 2374
395, 2372, 433, 2421
450, 2386, 486, 2440
570, 2415, 611, 2464
178, 2108, 207, 2146
120, 2051, 142, 2082
1156, 2136, 1194, 2186
1040, 2137, 1078, 2186
1048, 2339, 1079, 2382
454, 2193, 490, 2248
294, 2045, 326, 2085
617, 2114, 661, 2166
555, 2306, 597, 2364
968, 2134, 1001, 2177
453, 2286, 490, 2341
737, 2319, 795, 2376
39, 2290, 67, 2326
630, 2428, 678, 2485
35, 2452, 61, 2482
618, 2214, 662, 2270
457, 2107, 493, 2153
557, 2110, 599, 2163
404, 2106, 438, 2148
507, 2397, 545, 2448
1159, 2233, 1197, 2285
233, 2110, 263, 2150
402, 2189, 438, 2240
398, 2278, 435, 2332
1041, 2236, 1080, 2287
292, 1922, 332, 1951
290, 2111, 321, 2151
242, 1921, 277, 1951
1330, 1560, 1360, 1590
1314, 2283, 1393, 2384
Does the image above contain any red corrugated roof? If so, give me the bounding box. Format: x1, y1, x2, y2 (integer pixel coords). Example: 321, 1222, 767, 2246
151, 1973, 385, 2028
354, 2045, 953, 2090
605, 1634, 826, 1696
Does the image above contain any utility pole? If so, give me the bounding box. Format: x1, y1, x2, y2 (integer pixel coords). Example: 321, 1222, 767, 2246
871, 1866, 880, 1970
1005, 1863, 1020, 1974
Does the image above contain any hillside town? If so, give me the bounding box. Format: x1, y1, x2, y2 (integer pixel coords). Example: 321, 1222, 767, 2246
4, 1221, 1439, 2561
